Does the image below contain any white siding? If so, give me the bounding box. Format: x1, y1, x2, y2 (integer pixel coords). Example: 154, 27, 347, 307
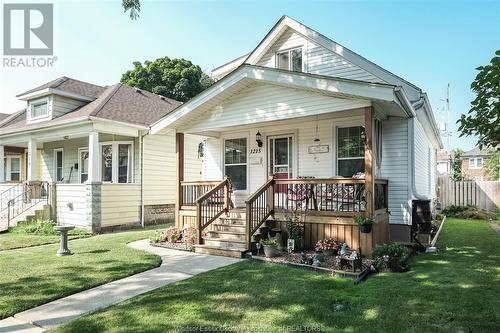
51, 95, 86, 118
381, 118, 410, 225
100, 184, 140, 227
182, 82, 370, 132
256, 28, 383, 83
143, 133, 202, 206
414, 118, 433, 197
55, 184, 87, 228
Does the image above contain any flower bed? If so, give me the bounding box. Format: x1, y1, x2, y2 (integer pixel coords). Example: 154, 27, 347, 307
150, 225, 198, 251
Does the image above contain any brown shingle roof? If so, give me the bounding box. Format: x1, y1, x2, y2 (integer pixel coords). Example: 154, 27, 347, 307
17, 76, 106, 99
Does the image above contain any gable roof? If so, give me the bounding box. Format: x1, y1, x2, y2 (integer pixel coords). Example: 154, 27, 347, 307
213, 16, 422, 100
1, 82, 183, 135
462, 146, 496, 158
17, 76, 106, 100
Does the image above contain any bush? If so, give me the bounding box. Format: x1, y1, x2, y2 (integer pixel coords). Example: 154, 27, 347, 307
12, 219, 57, 235
372, 243, 411, 272
151, 226, 181, 244
442, 205, 497, 220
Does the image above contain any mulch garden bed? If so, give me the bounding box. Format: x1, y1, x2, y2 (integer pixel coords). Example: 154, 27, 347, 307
151, 241, 194, 252
251, 250, 373, 280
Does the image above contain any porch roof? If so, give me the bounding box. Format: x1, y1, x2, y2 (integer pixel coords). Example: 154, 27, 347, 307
150, 65, 413, 135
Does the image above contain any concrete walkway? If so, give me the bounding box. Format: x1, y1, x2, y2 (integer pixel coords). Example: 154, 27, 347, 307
0, 240, 240, 333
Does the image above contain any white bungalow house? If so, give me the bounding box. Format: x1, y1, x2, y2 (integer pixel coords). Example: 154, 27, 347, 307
150, 16, 442, 257
0, 77, 202, 232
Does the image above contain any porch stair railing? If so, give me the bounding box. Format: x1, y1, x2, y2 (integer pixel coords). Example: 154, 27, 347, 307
195, 178, 231, 243
0, 181, 50, 229
245, 178, 275, 249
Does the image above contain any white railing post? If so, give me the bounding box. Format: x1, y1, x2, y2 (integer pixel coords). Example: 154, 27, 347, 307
88, 131, 100, 183
0, 145, 4, 183
27, 138, 39, 182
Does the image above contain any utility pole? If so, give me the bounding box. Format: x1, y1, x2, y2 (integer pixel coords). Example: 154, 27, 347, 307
440, 84, 452, 151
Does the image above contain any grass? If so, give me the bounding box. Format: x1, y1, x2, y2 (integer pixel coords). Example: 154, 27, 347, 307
0, 228, 163, 319
53, 218, 499, 333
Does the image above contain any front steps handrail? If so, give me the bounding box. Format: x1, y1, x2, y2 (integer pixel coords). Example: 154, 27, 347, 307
1, 181, 50, 227
196, 178, 231, 243
0, 182, 25, 214
245, 178, 275, 249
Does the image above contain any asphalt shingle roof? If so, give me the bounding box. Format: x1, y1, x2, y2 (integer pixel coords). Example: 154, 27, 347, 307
17, 76, 106, 99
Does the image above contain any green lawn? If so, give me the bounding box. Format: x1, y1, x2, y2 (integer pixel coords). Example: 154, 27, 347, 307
54, 218, 499, 333
0, 229, 162, 319
0, 232, 92, 251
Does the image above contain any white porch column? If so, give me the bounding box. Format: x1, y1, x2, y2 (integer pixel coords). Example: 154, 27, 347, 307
27, 138, 39, 182
0, 145, 5, 183
88, 131, 100, 183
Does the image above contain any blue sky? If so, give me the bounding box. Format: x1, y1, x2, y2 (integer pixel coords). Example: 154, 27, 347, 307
1, 0, 499, 151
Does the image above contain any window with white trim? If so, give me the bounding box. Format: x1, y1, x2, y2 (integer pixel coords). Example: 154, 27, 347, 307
337, 126, 365, 177
276, 47, 303, 72
30, 100, 48, 119
53, 148, 64, 182
224, 138, 247, 191
469, 157, 483, 169
79, 148, 89, 183
4, 156, 21, 181
99, 142, 134, 183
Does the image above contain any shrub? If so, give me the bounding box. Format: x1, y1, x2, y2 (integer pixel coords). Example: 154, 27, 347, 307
12, 219, 57, 235
181, 225, 199, 248
354, 215, 376, 226
285, 213, 303, 241
372, 243, 411, 272
442, 205, 496, 220
315, 238, 339, 252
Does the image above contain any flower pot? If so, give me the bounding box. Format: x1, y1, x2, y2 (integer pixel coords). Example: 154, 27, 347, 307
263, 245, 279, 258
360, 224, 373, 233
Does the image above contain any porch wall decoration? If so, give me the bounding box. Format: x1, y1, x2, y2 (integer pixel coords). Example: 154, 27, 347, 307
308, 145, 329, 154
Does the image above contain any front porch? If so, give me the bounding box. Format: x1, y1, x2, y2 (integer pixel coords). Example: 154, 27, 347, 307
174, 107, 390, 257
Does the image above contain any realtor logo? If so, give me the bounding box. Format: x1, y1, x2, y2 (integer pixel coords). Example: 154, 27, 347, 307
3, 3, 53, 56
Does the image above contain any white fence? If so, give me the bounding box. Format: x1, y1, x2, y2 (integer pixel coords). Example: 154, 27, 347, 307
437, 176, 500, 211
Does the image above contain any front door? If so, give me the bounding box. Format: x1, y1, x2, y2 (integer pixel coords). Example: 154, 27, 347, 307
268, 135, 293, 179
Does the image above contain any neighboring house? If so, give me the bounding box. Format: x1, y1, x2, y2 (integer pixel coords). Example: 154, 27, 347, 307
150, 16, 443, 256
437, 150, 452, 175
461, 146, 494, 180
0, 77, 202, 231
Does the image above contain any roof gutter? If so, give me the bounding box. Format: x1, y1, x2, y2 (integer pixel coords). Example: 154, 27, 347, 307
394, 86, 416, 118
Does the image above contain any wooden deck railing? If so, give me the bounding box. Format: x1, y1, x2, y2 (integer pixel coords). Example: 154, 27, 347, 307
181, 181, 222, 207
245, 178, 275, 249
195, 178, 231, 243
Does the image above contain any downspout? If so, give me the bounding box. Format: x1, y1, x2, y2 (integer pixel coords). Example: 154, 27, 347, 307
140, 131, 147, 228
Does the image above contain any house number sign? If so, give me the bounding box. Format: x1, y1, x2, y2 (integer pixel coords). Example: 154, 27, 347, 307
308, 145, 329, 154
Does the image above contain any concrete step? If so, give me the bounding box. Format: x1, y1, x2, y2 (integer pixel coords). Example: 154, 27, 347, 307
207, 230, 246, 241
202, 237, 246, 248
193, 244, 247, 258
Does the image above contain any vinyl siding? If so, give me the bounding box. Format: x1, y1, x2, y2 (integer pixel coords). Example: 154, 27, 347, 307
256, 27, 383, 83
381, 118, 410, 225
55, 184, 88, 228
143, 133, 202, 205
51, 95, 87, 118
414, 117, 433, 197
100, 184, 141, 227
182, 82, 370, 132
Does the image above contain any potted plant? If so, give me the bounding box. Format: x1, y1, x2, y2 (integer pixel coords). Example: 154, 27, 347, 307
315, 238, 339, 256
285, 212, 304, 250
260, 238, 279, 258
355, 215, 376, 233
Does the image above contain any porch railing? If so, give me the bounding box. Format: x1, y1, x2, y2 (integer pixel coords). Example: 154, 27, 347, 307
181, 181, 223, 207
196, 178, 231, 243
245, 178, 275, 249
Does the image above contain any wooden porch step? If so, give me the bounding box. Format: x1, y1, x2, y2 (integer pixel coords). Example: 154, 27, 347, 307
202, 237, 246, 248
218, 217, 246, 225
212, 223, 246, 233
193, 244, 247, 258
207, 230, 246, 241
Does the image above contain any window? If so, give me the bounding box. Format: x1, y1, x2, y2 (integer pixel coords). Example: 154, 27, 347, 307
337, 126, 365, 177
3, 156, 21, 181
99, 142, 133, 183
276, 47, 302, 72
79, 149, 89, 183
31, 100, 48, 119
224, 138, 247, 191
54, 149, 64, 182
469, 157, 483, 169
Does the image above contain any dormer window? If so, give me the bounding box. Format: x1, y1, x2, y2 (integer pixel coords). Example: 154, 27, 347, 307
276, 47, 303, 72
30, 99, 49, 119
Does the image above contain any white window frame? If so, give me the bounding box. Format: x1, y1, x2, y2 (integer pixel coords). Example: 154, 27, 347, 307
4, 155, 22, 182
53, 148, 64, 182
29, 97, 50, 121
336, 125, 366, 177
78, 148, 89, 184
469, 157, 483, 169
222, 136, 248, 192
275, 47, 303, 72
98, 141, 134, 183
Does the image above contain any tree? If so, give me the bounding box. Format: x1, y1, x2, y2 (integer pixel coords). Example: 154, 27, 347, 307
121, 57, 214, 102
458, 50, 500, 149
484, 150, 500, 180
451, 149, 464, 181
122, 0, 140, 20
